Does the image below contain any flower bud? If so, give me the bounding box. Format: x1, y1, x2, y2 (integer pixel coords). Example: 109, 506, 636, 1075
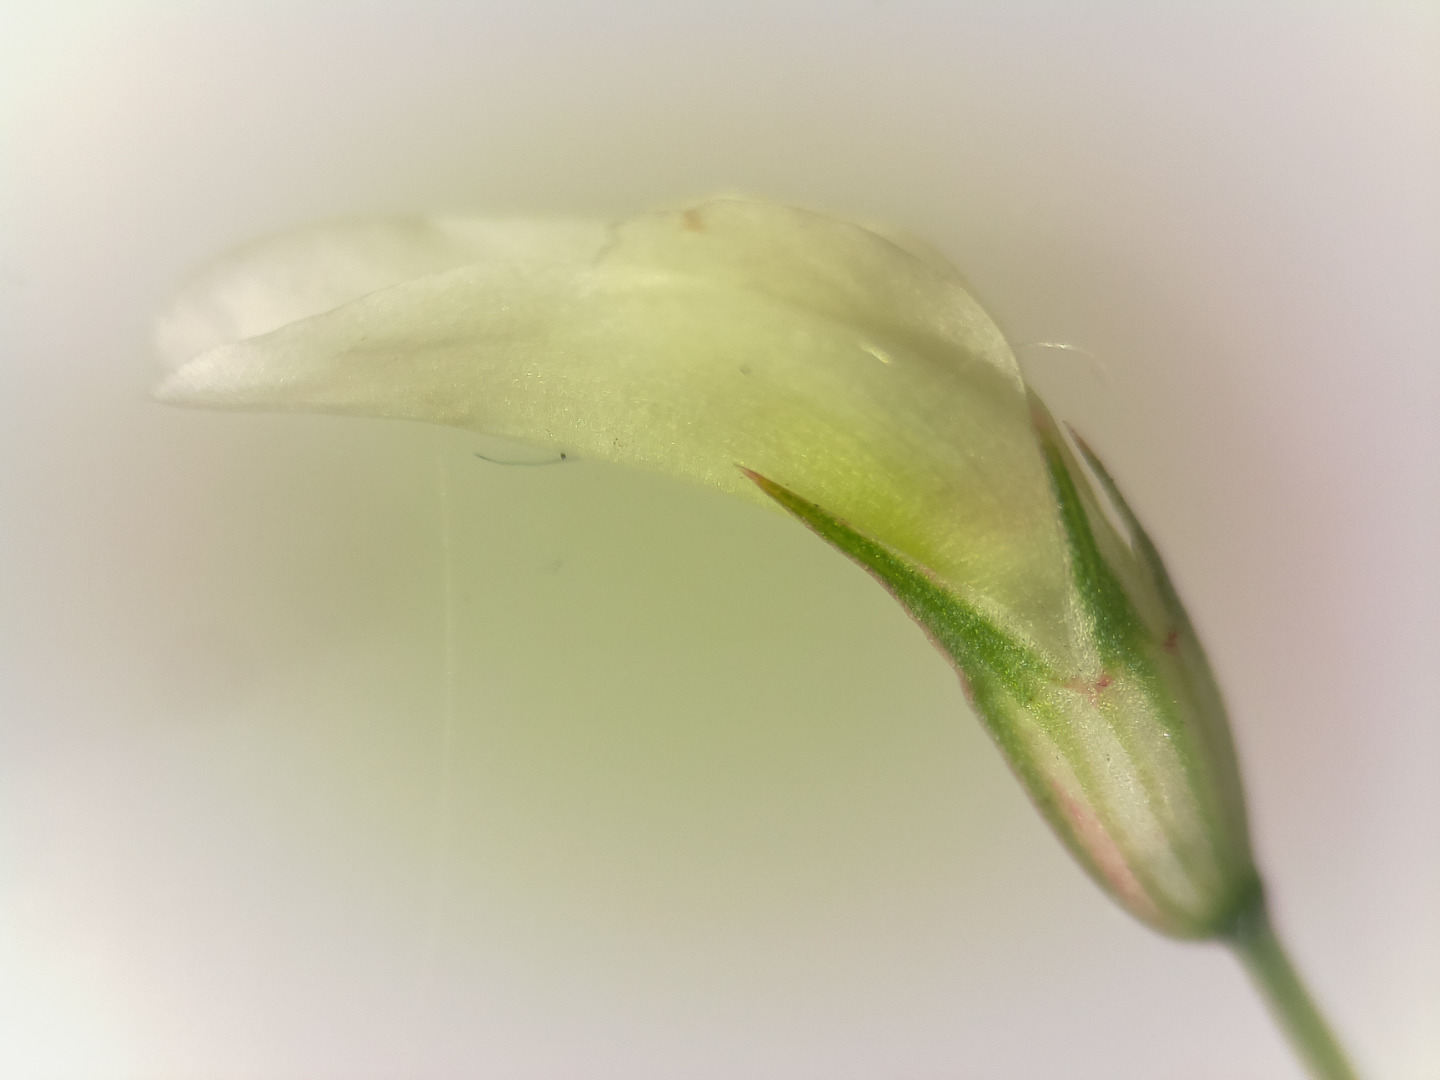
746, 398, 1261, 937
155, 196, 1261, 938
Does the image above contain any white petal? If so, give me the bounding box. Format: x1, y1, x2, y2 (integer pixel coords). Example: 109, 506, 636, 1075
154, 216, 609, 372
156, 198, 1074, 653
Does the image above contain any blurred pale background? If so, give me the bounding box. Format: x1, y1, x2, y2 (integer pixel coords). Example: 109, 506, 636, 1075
2, 3, 1437, 1078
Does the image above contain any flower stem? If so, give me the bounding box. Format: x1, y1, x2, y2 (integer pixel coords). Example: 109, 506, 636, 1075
1227, 900, 1359, 1080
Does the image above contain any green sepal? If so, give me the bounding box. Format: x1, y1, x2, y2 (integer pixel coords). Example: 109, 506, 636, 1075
740, 468, 1055, 711
741, 466, 1161, 923
1068, 428, 1195, 640
1030, 403, 1148, 665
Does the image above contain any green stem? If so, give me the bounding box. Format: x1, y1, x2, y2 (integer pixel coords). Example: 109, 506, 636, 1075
1227, 900, 1359, 1080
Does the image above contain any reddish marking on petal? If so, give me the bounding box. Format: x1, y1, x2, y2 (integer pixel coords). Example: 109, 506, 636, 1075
1162, 629, 1180, 654
680, 208, 706, 232
1064, 671, 1114, 705
1052, 785, 1162, 925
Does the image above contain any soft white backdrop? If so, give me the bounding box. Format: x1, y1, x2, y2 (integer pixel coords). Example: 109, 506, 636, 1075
2, 3, 1437, 1078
